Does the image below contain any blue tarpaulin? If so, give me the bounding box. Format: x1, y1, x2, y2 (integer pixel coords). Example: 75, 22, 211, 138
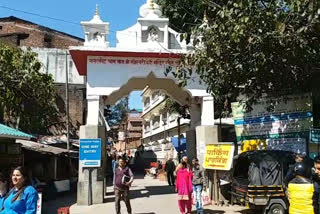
171, 137, 186, 151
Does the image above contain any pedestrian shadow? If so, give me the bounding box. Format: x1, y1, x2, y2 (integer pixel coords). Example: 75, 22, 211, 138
104, 196, 115, 203
129, 185, 176, 199
134, 213, 156, 214
191, 210, 225, 214
42, 192, 77, 214
103, 185, 176, 203
239, 209, 255, 214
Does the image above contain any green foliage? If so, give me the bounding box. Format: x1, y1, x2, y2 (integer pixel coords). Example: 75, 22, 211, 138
163, 97, 189, 118
0, 43, 57, 133
156, 0, 207, 43
105, 98, 129, 127
159, 0, 320, 115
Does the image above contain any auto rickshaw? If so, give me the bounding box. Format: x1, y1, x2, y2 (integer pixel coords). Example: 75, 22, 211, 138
230, 150, 311, 214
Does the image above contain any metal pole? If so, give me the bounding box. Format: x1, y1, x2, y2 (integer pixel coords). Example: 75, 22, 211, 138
177, 117, 181, 162
88, 168, 92, 205
214, 169, 219, 204
65, 51, 70, 152
125, 96, 129, 155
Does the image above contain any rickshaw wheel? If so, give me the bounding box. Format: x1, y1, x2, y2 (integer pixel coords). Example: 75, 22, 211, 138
267, 204, 285, 214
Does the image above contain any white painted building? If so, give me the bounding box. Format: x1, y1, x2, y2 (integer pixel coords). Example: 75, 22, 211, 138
31, 47, 85, 85
141, 87, 190, 161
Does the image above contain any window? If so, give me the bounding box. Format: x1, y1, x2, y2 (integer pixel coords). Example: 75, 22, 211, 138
144, 122, 151, 133
162, 112, 168, 125
43, 35, 52, 48
152, 116, 160, 129
144, 97, 150, 109
169, 113, 176, 122
152, 91, 160, 103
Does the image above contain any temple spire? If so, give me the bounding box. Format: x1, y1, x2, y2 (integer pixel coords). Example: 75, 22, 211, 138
150, 0, 155, 10
95, 4, 99, 16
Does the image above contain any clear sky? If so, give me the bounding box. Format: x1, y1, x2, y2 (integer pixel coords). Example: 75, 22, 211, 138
0, 0, 144, 109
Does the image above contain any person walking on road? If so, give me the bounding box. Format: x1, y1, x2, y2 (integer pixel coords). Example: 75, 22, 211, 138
0, 166, 38, 214
192, 158, 207, 214
176, 156, 190, 173
114, 157, 134, 214
176, 161, 193, 214
165, 158, 176, 186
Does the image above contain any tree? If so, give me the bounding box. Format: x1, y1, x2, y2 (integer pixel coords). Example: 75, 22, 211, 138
105, 98, 129, 127
0, 43, 57, 134
163, 97, 189, 119
163, 97, 190, 162
105, 98, 129, 143
158, 0, 320, 114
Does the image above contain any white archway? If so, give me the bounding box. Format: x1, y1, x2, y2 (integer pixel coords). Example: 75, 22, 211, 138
69, 0, 216, 206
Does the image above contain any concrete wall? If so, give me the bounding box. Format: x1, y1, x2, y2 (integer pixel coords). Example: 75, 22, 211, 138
31, 48, 85, 84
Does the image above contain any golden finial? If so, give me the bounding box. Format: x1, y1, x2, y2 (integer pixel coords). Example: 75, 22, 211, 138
95, 4, 99, 16
150, 0, 155, 9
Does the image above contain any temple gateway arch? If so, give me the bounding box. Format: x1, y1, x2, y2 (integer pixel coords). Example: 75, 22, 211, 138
70, 1, 219, 205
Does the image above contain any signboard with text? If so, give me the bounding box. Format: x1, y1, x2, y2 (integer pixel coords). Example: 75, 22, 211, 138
36, 193, 42, 214
231, 94, 312, 142
310, 128, 320, 143
79, 139, 101, 167
203, 144, 235, 171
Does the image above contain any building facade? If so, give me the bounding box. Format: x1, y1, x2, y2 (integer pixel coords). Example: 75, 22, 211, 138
0, 16, 83, 48
116, 109, 143, 154
141, 87, 190, 161
0, 16, 86, 136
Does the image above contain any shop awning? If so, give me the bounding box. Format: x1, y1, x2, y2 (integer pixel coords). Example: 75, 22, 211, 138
0, 124, 34, 140
16, 139, 78, 156
171, 137, 186, 151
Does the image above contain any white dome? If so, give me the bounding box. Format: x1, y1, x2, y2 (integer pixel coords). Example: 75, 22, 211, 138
139, 0, 162, 18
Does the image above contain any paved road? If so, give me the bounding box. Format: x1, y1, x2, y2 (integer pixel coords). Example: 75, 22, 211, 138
69, 175, 250, 214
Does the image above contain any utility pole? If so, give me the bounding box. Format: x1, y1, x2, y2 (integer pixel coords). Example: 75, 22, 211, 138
177, 117, 181, 162
124, 96, 129, 155
65, 51, 70, 152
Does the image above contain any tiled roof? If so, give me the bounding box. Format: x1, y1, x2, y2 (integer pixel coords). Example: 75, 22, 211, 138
0, 124, 33, 140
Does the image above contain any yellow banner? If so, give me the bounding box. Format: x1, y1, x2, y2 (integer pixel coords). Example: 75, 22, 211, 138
203, 144, 235, 170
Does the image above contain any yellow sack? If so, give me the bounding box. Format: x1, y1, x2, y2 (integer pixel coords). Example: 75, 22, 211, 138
288, 183, 314, 214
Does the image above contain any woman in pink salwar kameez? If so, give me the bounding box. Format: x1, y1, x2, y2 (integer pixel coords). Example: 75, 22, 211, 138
176, 161, 193, 214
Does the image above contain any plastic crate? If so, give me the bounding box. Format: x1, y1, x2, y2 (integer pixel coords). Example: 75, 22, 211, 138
57, 207, 69, 214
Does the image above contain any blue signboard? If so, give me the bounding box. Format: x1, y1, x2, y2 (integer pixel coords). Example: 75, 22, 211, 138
79, 139, 101, 167
310, 128, 320, 143
171, 137, 187, 152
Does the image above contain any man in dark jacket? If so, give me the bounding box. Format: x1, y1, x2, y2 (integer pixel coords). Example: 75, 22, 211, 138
284, 153, 305, 184
192, 158, 207, 214
165, 158, 176, 186
114, 157, 134, 214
